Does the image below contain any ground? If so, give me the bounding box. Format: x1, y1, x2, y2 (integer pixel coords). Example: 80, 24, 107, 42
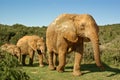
22, 62, 120, 80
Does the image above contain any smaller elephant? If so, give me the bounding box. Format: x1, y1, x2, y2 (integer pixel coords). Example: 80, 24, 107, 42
0, 43, 21, 61
16, 35, 48, 67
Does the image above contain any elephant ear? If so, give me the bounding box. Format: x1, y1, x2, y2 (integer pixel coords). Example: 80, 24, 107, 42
60, 21, 78, 43
28, 39, 37, 51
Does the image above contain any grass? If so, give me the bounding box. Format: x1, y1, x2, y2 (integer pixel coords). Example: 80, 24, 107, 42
22, 62, 120, 80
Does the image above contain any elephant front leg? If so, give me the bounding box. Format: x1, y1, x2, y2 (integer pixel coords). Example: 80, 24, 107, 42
73, 52, 83, 76
38, 53, 44, 67
29, 52, 35, 66
53, 53, 58, 67
73, 43, 83, 76
56, 50, 66, 72
48, 51, 56, 70
37, 50, 44, 67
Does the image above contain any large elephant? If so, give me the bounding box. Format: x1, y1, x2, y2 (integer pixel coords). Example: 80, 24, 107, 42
46, 14, 104, 76
16, 35, 47, 67
0, 43, 21, 61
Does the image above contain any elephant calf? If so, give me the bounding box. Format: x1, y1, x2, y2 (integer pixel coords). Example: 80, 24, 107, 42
0, 43, 21, 61
17, 35, 48, 67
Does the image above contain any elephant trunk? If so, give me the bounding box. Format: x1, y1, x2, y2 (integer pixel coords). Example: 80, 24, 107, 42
90, 32, 104, 70
40, 46, 49, 64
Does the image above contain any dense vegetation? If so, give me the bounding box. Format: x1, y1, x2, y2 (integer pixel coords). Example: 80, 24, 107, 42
0, 50, 30, 80
0, 23, 120, 65
0, 24, 46, 45
0, 23, 120, 79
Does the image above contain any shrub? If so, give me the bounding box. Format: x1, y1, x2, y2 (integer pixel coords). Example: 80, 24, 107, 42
0, 23, 120, 66
101, 50, 120, 66
0, 49, 30, 80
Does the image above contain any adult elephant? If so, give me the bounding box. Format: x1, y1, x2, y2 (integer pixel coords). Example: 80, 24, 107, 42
46, 14, 104, 76
0, 43, 21, 61
17, 35, 47, 67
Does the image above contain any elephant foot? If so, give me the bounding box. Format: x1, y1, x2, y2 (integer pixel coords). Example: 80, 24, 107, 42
28, 63, 34, 66
72, 71, 82, 76
39, 64, 44, 67
56, 66, 64, 72
22, 64, 27, 66
49, 65, 56, 70
98, 65, 105, 71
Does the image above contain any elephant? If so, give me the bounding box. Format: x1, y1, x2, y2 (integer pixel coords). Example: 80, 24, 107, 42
46, 13, 104, 76
0, 43, 21, 61
16, 35, 48, 67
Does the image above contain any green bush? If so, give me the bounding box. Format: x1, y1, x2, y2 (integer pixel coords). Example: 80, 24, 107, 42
0, 50, 30, 80
0, 23, 120, 66
0, 24, 47, 45
101, 50, 120, 66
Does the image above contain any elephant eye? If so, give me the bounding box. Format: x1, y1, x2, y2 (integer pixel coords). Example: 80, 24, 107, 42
80, 24, 85, 30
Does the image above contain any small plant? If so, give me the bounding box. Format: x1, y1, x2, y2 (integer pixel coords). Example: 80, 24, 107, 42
0, 49, 30, 80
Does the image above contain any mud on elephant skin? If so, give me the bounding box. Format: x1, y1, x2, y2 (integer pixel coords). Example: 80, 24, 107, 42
0, 43, 21, 61
17, 35, 48, 67
46, 13, 104, 76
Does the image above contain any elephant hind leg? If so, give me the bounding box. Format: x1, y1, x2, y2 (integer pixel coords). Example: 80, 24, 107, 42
22, 55, 27, 66
29, 52, 35, 66
48, 51, 56, 70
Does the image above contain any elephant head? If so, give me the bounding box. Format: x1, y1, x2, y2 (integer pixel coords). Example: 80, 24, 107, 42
13, 46, 21, 59
28, 37, 45, 53
0, 43, 9, 51
59, 14, 104, 69
28, 36, 48, 64
36, 37, 46, 54
0, 43, 21, 62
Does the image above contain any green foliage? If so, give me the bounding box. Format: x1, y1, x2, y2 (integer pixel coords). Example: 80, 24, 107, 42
0, 49, 30, 80
0, 23, 120, 66
101, 49, 120, 66
83, 43, 94, 64
0, 23, 47, 45
99, 24, 120, 44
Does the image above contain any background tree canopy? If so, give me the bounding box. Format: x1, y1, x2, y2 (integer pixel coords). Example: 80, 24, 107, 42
0, 24, 47, 45
0, 23, 120, 66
